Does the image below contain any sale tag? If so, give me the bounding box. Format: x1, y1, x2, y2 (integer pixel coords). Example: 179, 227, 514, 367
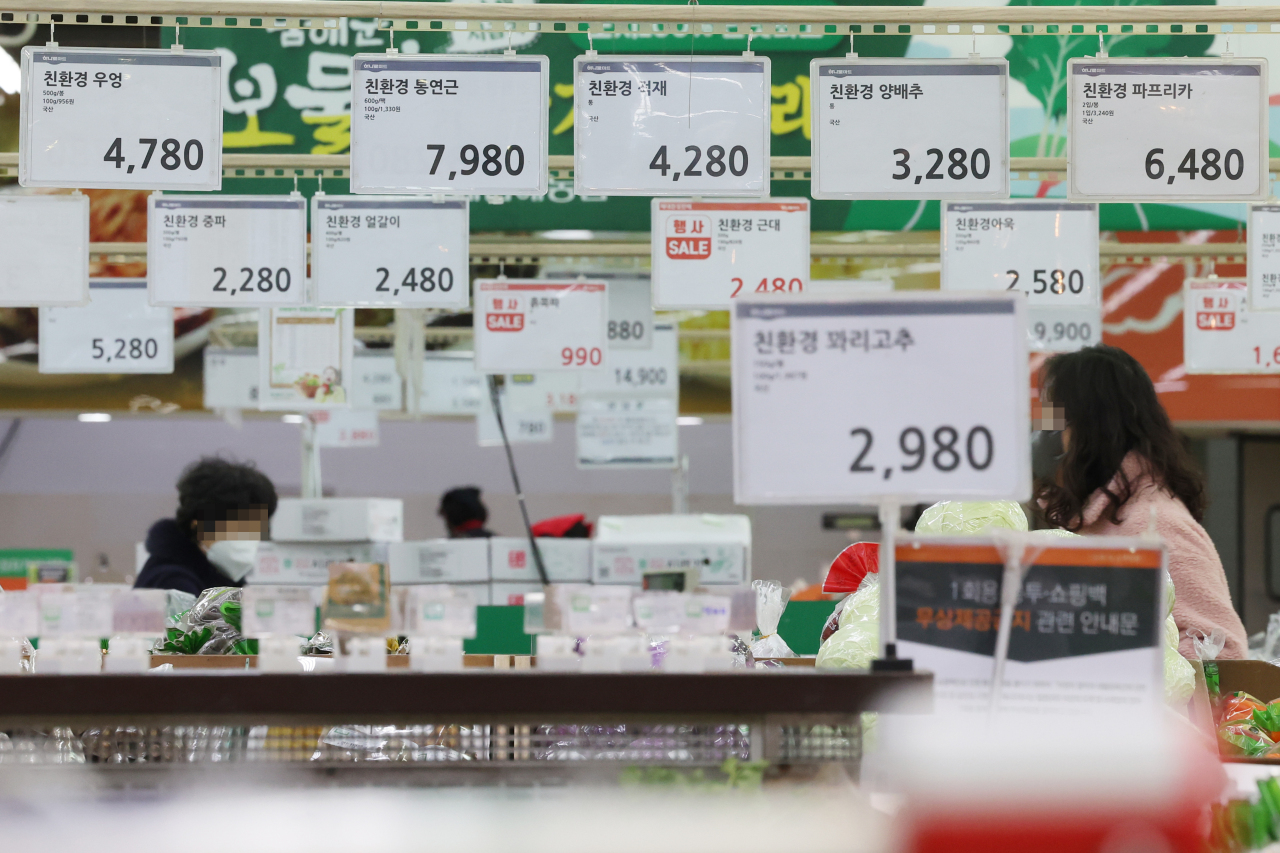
942, 201, 1101, 353
477, 387, 553, 446
420, 352, 486, 414
0, 194, 89, 307
810, 58, 1009, 200
574, 56, 770, 196
577, 396, 678, 469
1068, 58, 1268, 201
506, 372, 581, 413
312, 196, 469, 308
1250, 206, 1280, 310
148, 195, 307, 307
258, 307, 355, 410
651, 198, 809, 309
732, 293, 1030, 504
581, 322, 679, 397
311, 409, 380, 448
474, 279, 608, 373
1184, 278, 1280, 373
20, 47, 222, 191
39, 279, 174, 374
350, 54, 548, 196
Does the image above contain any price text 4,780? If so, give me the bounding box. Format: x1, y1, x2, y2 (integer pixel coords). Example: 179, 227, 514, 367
104, 138, 204, 174
850, 425, 993, 481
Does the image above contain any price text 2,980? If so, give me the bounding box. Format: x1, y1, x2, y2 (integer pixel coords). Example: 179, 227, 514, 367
850, 425, 994, 480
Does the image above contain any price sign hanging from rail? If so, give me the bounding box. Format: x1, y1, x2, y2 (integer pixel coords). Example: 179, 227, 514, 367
577, 397, 678, 469
1249, 206, 1280, 311
732, 293, 1030, 504
581, 323, 679, 397
473, 279, 609, 374
20, 47, 222, 191
574, 56, 770, 196
258, 307, 355, 411
311, 196, 469, 308
39, 279, 174, 374
147, 195, 307, 307
810, 58, 1010, 200
349, 54, 548, 196
942, 201, 1101, 353
1067, 58, 1268, 201
651, 199, 809, 309
0, 194, 89, 307
1183, 278, 1280, 374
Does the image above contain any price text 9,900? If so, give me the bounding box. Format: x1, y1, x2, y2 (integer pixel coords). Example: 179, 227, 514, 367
850, 425, 993, 480
1032, 321, 1093, 345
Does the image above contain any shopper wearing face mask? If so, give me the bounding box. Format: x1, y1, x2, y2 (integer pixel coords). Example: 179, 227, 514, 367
134, 457, 278, 596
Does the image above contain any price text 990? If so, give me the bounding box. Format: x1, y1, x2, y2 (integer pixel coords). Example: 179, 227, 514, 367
850, 425, 993, 479
562, 347, 603, 367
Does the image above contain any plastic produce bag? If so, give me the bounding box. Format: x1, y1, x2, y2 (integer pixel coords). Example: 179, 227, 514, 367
1161, 584, 1196, 708
1192, 627, 1227, 698
1221, 692, 1269, 725
750, 580, 794, 659
914, 500, 1028, 535
816, 575, 880, 670
1220, 722, 1275, 758
154, 587, 252, 655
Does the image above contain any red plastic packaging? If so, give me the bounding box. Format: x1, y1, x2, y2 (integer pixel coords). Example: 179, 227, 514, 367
822, 542, 879, 594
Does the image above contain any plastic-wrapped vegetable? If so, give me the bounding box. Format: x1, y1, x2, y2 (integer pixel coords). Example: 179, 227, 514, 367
1220, 722, 1275, 758
914, 500, 1028, 535
749, 580, 794, 659
1221, 692, 1269, 725
1163, 586, 1196, 708
154, 587, 253, 655
815, 575, 880, 670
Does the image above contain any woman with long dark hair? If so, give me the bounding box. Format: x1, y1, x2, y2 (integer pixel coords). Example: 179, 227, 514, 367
1036, 345, 1246, 660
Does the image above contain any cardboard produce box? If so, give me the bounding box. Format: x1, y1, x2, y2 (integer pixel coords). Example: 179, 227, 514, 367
272, 498, 403, 543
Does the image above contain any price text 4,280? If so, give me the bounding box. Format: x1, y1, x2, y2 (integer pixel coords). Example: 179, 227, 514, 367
375, 267, 454, 297
892, 147, 991, 185
425, 144, 524, 180
92, 337, 159, 363
649, 145, 748, 182
850, 425, 993, 481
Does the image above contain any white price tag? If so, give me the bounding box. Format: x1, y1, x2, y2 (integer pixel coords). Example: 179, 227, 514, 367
478, 388, 553, 446
1184, 278, 1280, 373
243, 586, 317, 638
574, 56, 770, 196
652, 198, 809, 309
20, 47, 222, 191
39, 279, 174, 374
0, 195, 89, 307
506, 372, 581, 413
811, 58, 1009, 200
1250, 206, 1280, 311
420, 352, 486, 415
258, 307, 355, 410
349, 351, 403, 411
942, 201, 1100, 353
581, 323, 678, 396
732, 293, 1029, 503
605, 275, 655, 351
350, 54, 548, 196
312, 196, 469, 307
203, 347, 259, 409
148, 195, 307, 307
577, 396, 678, 469
474, 279, 608, 373
311, 409, 380, 448
111, 589, 166, 636
402, 586, 478, 639
1068, 58, 1268, 201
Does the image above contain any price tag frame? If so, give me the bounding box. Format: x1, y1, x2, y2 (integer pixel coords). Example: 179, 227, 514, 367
576, 395, 679, 470
0, 194, 90, 307
581, 322, 679, 397
1066, 56, 1269, 203
809, 57, 1011, 201
38, 278, 174, 374
473, 278, 610, 374
1250, 204, 1280, 311
257, 306, 356, 411
1182, 276, 1280, 374
20, 46, 223, 191
420, 351, 486, 415
573, 54, 771, 197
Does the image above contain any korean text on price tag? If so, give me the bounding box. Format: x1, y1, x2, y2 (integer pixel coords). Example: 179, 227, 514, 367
312, 196, 469, 308
0, 194, 89, 307
652, 199, 809, 309
474, 279, 608, 373
577, 397, 678, 469
1184, 278, 1280, 374
732, 293, 1030, 504
242, 586, 318, 638
39, 279, 174, 374
942, 201, 1101, 353
147, 196, 307, 307
506, 372, 581, 413
574, 56, 770, 196
1068, 58, 1268, 201
1250, 206, 1280, 311
582, 323, 678, 397
810, 58, 1009, 200
350, 54, 548, 196
258, 307, 355, 410
20, 47, 222, 191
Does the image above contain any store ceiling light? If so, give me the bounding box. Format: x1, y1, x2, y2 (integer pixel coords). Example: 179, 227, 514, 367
281, 414, 305, 424
677, 417, 703, 426
77, 413, 111, 423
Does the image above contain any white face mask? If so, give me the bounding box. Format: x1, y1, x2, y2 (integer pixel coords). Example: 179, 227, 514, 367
206, 539, 260, 582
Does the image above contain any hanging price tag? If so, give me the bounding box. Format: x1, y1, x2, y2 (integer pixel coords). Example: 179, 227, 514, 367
942, 201, 1101, 353
506, 372, 581, 413
349, 352, 403, 411
203, 347, 259, 409
1184, 278, 1280, 373
311, 196, 469, 308
0, 195, 89, 307
20, 47, 222, 191
1250, 206, 1280, 311
810, 58, 1009, 200
581, 323, 678, 396
420, 353, 486, 415
39, 279, 174, 374
574, 56, 770, 196
477, 387, 553, 446
651, 199, 809, 309
732, 293, 1030, 504
311, 410, 380, 448
350, 54, 548, 196
474, 279, 609, 373
1068, 58, 1268, 201
577, 396, 678, 469
258, 307, 355, 410
148, 195, 307, 307
605, 275, 655, 351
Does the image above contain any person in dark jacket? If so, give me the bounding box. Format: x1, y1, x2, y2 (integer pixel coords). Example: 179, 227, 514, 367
134, 458, 278, 596
438, 486, 495, 538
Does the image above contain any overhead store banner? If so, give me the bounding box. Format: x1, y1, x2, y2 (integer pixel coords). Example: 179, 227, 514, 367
1183, 278, 1280, 374
257, 306, 354, 410
0, 194, 89, 307
20, 47, 223, 191
473, 279, 608, 374
39, 279, 173, 374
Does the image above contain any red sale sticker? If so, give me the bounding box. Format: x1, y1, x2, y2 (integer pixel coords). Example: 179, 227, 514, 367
487, 313, 525, 332
665, 214, 712, 259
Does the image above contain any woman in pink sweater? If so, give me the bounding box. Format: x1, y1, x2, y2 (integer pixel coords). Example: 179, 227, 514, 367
1036, 345, 1247, 660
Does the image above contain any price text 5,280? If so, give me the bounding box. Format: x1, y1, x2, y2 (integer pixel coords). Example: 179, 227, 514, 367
91, 337, 159, 363
103, 138, 204, 174
425, 144, 524, 180
375, 267, 454, 297
649, 145, 748, 182
1144, 148, 1244, 185
1005, 269, 1085, 296
850, 425, 993, 480
892, 147, 991, 185
213, 267, 292, 295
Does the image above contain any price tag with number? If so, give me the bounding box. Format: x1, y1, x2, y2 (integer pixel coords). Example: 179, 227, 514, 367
20, 47, 222, 191
474, 279, 608, 373
577, 397, 678, 469
1250, 206, 1280, 311
581, 323, 678, 396
651, 199, 809, 309
942, 201, 1101, 353
574, 56, 770, 196
350, 54, 548, 196
148, 195, 307, 307
605, 275, 654, 350
312, 196, 469, 308
1068, 58, 1268, 201
203, 347, 259, 409
1184, 278, 1280, 373
39, 279, 174, 374
0, 194, 89, 307
258, 307, 355, 410
420, 353, 486, 415
506, 373, 581, 413
478, 387, 553, 446
312, 410, 380, 448
732, 293, 1029, 504
810, 58, 1009, 200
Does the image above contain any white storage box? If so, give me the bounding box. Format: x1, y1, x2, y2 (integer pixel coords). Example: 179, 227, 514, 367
490, 582, 542, 607
250, 542, 389, 585
591, 514, 751, 586
388, 539, 490, 585
489, 537, 591, 583
272, 498, 403, 543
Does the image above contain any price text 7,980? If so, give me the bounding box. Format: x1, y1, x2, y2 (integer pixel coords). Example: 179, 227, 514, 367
850, 425, 994, 480
424, 144, 524, 180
